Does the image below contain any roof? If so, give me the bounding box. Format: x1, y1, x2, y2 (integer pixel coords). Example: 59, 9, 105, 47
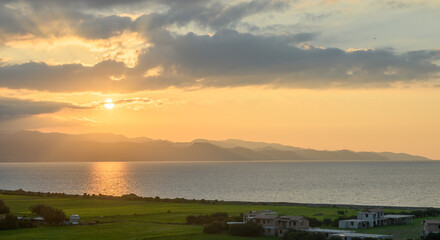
425, 220, 440, 224
367, 208, 384, 212
279, 216, 305, 221
305, 228, 354, 234
339, 219, 368, 223
384, 214, 414, 218
253, 214, 278, 220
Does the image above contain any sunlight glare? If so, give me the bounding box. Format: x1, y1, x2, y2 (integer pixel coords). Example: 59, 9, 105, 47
104, 99, 115, 109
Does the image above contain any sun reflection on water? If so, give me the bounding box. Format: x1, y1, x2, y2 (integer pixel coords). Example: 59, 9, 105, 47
88, 162, 129, 196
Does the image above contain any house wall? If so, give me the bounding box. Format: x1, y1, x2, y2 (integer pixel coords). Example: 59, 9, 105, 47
357, 212, 379, 226
425, 223, 440, 233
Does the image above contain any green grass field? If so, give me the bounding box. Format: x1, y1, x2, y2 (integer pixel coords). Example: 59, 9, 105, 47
0, 194, 431, 240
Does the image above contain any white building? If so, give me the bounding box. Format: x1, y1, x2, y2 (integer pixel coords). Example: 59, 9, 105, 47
339, 209, 414, 229
69, 214, 80, 225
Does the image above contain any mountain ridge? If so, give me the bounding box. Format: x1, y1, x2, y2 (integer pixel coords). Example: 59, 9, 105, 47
0, 131, 431, 162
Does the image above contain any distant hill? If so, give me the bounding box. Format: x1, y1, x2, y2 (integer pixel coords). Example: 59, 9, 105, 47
0, 131, 431, 162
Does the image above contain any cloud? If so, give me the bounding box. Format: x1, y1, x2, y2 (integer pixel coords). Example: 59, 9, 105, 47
0, 29, 439, 91
0, 97, 87, 120
0, 0, 290, 43
0, 61, 128, 92
0, 1, 439, 92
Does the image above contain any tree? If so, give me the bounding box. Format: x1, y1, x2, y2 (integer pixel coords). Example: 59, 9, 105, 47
307, 217, 323, 227
203, 221, 224, 234
0, 199, 10, 214
322, 218, 332, 226
423, 233, 440, 240
229, 222, 263, 237
0, 214, 18, 230
30, 204, 66, 225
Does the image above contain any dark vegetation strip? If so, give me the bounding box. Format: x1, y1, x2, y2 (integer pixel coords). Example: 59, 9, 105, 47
1, 189, 439, 211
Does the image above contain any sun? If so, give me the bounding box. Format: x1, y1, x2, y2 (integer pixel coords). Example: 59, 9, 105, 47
104, 99, 115, 109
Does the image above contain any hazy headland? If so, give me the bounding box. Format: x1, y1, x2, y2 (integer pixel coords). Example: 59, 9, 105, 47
0, 131, 430, 162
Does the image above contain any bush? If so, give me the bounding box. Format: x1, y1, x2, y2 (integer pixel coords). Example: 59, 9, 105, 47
210, 212, 228, 221
307, 217, 323, 227
186, 212, 229, 225
0, 200, 10, 214
17, 219, 36, 228
0, 214, 18, 230
322, 218, 332, 226
423, 232, 440, 240
29, 204, 66, 225
410, 208, 440, 218
229, 222, 263, 237
203, 221, 224, 234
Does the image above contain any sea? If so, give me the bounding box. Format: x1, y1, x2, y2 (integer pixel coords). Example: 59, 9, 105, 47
0, 161, 439, 207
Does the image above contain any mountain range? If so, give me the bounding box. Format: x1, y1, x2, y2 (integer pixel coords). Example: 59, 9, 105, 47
0, 131, 430, 162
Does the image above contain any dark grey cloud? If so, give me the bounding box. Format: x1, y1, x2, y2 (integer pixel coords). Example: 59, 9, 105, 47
0, 0, 290, 42
0, 97, 87, 120
133, 29, 440, 88
0, 61, 128, 92
0, 30, 439, 91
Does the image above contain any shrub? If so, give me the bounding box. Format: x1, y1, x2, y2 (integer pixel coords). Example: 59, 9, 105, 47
210, 212, 228, 221
186, 212, 229, 225
0, 214, 18, 230
17, 219, 36, 228
307, 217, 323, 227
322, 218, 332, 226
229, 222, 263, 237
29, 204, 66, 225
203, 221, 224, 234
423, 232, 440, 240
0, 200, 10, 214
186, 215, 197, 224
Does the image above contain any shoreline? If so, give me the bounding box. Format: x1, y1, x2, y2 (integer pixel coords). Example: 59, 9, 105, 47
1, 188, 437, 210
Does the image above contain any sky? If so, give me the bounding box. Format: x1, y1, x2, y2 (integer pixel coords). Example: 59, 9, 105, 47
0, 0, 439, 159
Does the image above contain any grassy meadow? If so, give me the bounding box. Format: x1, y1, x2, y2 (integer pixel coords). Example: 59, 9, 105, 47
0, 193, 431, 240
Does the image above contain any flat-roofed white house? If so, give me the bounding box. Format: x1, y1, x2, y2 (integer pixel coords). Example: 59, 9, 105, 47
69, 214, 80, 225
357, 209, 386, 227
339, 208, 414, 229
422, 219, 440, 236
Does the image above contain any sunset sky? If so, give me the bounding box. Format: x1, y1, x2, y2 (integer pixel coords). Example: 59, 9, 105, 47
0, 0, 439, 159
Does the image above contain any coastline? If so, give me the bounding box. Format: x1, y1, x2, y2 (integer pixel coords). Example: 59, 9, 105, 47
1, 188, 438, 210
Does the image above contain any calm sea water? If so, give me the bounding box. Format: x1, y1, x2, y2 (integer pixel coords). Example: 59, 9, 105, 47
0, 161, 439, 207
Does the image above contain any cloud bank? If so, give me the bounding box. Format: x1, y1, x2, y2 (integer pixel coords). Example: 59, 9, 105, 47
0, 0, 439, 93
0, 97, 87, 120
